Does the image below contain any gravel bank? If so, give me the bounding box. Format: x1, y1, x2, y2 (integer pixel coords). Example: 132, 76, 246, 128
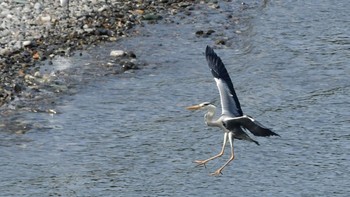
0, 0, 200, 107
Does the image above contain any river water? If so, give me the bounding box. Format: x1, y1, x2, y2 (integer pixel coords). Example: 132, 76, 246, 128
1, 0, 349, 196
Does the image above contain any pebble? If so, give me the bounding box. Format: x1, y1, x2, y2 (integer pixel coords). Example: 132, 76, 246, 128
38, 14, 51, 23
34, 2, 42, 11
142, 14, 163, 21
110, 50, 125, 57
60, 0, 69, 7
22, 40, 32, 47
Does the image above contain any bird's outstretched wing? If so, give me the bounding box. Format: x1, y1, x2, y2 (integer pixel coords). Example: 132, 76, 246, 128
223, 115, 279, 137
205, 46, 243, 117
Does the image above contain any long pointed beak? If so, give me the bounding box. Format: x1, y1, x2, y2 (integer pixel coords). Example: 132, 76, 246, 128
186, 104, 202, 110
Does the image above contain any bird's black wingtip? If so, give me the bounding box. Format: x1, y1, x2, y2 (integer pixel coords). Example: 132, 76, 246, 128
205, 45, 222, 79
270, 130, 280, 137
263, 130, 280, 137
253, 140, 260, 146
205, 45, 214, 56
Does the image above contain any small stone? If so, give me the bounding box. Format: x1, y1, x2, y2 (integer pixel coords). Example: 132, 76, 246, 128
109, 37, 118, 42
132, 9, 144, 15
34, 2, 42, 11
34, 71, 41, 77
122, 61, 138, 70
39, 14, 51, 23
15, 130, 26, 135
12, 40, 21, 49
60, 0, 69, 7
0, 47, 10, 55
47, 109, 57, 114
18, 69, 25, 77
206, 30, 215, 35
22, 40, 32, 47
84, 28, 95, 33
14, 83, 23, 93
33, 52, 40, 60
142, 14, 162, 21
110, 50, 125, 57
98, 6, 108, 12
127, 51, 136, 58
95, 28, 113, 36
215, 39, 226, 45
195, 30, 204, 36
208, 3, 220, 9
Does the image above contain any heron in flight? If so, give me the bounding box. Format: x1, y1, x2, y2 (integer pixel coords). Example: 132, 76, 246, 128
187, 46, 279, 175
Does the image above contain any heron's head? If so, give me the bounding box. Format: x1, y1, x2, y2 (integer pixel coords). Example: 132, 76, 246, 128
186, 102, 212, 110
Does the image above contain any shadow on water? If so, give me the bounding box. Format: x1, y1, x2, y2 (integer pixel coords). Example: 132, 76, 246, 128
1, 0, 350, 196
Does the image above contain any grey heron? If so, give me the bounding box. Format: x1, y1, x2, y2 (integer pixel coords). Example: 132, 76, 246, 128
187, 46, 279, 175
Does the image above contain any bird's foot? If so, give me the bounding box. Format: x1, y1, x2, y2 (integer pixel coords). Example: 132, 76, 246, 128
210, 169, 223, 176
194, 160, 208, 167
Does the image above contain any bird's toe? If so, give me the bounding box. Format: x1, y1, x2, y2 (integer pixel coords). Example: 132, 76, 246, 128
210, 170, 223, 176
194, 160, 207, 167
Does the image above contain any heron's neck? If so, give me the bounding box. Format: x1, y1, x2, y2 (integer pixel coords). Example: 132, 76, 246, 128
204, 104, 218, 126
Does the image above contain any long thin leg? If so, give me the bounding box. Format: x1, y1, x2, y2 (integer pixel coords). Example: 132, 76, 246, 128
211, 132, 235, 176
194, 132, 228, 166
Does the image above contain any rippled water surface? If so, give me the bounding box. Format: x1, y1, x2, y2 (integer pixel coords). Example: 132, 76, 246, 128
1, 1, 349, 196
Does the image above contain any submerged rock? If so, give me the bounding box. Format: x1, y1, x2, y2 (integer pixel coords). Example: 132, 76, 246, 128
142, 14, 163, 21
110, 50, 125, 57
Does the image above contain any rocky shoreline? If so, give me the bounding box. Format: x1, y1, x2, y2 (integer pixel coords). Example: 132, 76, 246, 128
0, 0, 201, 107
